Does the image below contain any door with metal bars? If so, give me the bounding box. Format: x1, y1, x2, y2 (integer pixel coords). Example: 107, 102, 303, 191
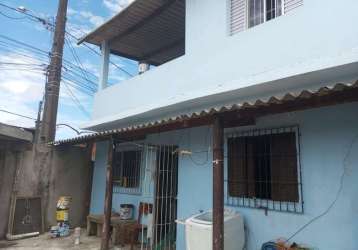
114, 143, 178, 250
153, 145, 178, 250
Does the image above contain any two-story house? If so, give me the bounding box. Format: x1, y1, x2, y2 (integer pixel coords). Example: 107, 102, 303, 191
55, 0, 358, 249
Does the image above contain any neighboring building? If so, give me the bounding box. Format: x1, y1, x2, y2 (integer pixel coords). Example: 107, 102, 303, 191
0, 122, 93, 239
55, 1, 358, 249
0, 123, 34, 239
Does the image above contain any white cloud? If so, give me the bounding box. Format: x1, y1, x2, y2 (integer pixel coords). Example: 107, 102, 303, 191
66, 8, 105, 37
103, 0, 134, 15
78, 11, 105, 27
0, 53, 45, 127
0, 52, 92, 130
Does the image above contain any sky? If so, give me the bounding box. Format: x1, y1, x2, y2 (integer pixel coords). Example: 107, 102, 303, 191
0, 0, 137, 139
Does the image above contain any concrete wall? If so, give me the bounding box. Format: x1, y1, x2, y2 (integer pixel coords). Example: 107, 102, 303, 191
90, 102, 358, 250
0, 144, 93, 239
87, 0, 358, 129
47, 145, 93, 228
0, 150, 19, 239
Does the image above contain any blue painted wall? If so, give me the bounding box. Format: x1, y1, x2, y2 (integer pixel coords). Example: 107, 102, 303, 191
90, 102, 358, 250
89, 0, 358, 130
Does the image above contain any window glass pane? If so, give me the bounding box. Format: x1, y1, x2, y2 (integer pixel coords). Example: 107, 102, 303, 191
249, 0, 264, 28
266, 0, 283, 21
276, 0, 283, 17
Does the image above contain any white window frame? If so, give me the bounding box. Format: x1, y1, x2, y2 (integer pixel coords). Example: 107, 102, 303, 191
246, 0, 284, 29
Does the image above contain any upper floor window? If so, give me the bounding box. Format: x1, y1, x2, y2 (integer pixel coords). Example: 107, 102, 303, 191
249, 0, 283, 28
230, 0, 303, 35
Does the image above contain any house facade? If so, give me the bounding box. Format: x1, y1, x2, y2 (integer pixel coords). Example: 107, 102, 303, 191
55, 0, 358, 249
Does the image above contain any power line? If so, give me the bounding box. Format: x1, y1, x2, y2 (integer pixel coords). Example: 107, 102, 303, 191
0, 2, 135, 77
63, 81, 91, 118
0, 2, 51, 26
64, 36, 94, 87
0, 38, 97, 80
65, 33, 134, 77
62, 74, 96, 92
62, 79, 95, 96
0, 109, 93, 135
0, 109, 37, 121
0, 35, 97, 95
0, 10, 26, 19
0, 34, 49, 55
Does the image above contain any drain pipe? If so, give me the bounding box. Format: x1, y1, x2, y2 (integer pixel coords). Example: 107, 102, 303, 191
6, 232, 40, 241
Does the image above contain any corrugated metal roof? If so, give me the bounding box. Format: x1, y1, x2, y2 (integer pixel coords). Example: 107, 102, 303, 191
78, 0, 185, 65
53, 81, 358, 145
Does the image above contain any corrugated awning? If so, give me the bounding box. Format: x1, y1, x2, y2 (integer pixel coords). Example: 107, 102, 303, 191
53, 81, 358, 146
78, 0, 185, 65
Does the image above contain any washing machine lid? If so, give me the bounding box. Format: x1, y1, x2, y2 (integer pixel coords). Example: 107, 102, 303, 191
189, 209, 241, 225
190, 211, 213, 225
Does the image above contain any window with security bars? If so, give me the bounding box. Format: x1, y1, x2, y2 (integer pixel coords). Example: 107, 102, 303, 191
226, 126, 303, 213
113, 148, 142, 194
229, 0, 303, 35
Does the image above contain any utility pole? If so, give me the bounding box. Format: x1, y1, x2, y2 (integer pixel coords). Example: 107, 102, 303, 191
33, 0, 68, 230
39, 0, 68, 143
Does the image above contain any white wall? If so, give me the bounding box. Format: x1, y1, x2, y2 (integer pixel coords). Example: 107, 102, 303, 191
87, 0, 358, 129
90, 102, 358, 250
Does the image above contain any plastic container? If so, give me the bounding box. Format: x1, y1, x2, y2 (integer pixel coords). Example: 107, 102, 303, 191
119, 204, 134, 220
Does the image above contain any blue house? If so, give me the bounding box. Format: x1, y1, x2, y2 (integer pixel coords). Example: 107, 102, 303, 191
55, 0, 358, 249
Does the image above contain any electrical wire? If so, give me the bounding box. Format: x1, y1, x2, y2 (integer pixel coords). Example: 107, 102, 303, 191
0, 37, 98, 83
65, 33, 134, 77
0, 10, 26, 20
0, 109, 94, 135
0, 35, 96, 95
285, 134, 358, 242
0, 109, 37, 121
0, 3, 50, 25
62, 75, 96, 94
0, 2, 135, 77
186, 126, 212, 166
0, 34, 49, 55
64, 36, 91, 84
62, 81, 91, 118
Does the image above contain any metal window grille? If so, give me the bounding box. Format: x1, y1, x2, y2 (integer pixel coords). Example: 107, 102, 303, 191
113, 143, 143, 195
225, 126, 303, 213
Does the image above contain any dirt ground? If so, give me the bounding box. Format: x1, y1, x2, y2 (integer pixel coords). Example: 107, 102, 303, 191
0, 230, 103, 250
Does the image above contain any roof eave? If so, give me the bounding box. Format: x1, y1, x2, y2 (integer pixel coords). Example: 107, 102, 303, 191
77, 0, 138, 45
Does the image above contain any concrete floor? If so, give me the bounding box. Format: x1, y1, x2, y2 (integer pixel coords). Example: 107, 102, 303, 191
0, 231, 149, 250
0, 231, 102, 250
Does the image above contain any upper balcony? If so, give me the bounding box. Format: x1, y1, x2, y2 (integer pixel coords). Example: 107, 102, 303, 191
79, 0, 185, 85
80, 0, 358, 131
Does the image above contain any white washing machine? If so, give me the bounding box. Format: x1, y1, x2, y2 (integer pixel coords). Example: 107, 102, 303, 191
183, 209, 245, 250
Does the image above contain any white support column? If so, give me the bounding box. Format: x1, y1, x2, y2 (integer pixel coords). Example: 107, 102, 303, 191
99, 40, 110, 90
